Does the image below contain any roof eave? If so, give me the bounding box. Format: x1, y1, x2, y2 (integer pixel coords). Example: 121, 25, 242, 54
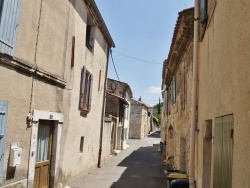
84, 0, 115, 48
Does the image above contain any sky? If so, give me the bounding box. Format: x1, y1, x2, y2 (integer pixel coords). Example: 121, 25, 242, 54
95, 0, 194, 106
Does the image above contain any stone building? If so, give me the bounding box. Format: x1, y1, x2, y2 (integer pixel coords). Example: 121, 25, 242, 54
161, 7, 194, 171
129, 98, 152, 139
105, 78, 133, 150
0, 0, 114, 187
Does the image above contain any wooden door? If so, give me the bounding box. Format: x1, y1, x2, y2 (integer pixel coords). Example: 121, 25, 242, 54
34, 121, 53, 188
213, 115, 233, 188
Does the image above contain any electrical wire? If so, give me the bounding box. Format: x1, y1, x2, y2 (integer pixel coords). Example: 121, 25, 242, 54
110, 49, 120, 81
112, 50, 162, 65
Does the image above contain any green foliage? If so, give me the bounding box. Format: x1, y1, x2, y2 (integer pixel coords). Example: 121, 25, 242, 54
152, 100, 163, 127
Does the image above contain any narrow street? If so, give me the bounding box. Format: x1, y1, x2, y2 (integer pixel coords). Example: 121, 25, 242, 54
68, 131, 168, 188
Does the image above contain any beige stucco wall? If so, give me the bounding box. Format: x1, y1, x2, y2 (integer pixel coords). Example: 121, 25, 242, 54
141, 106, 148, 138
0, 0, 68, 186
196, 0, 250, 187
15, 0, 68, 78
0, 66, 32, 186
58, 0, 109, 185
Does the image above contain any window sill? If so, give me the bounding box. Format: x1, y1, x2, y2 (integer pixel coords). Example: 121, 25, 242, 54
85, 43, 93, 53
79, 109, 90, 117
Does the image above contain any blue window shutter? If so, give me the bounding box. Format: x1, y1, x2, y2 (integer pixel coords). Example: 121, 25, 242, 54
0, 0, 21, 55
0, 100, 8, 184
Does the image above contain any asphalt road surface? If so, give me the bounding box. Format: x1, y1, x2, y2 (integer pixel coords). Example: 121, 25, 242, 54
68, 131, 169, 188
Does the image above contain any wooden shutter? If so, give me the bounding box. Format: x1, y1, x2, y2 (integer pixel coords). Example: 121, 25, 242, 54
79, 67, 87, 110
213, 117, 223, 188
164, 91, 168, 117
213, 115, 233, 188
170, 81, 173, 102
87, 74, 93, 111
173, 77, 176, 102
181, 64, 185, 109
71, 36, 75, 68
0, 0, 22, 55
221, 115, 233, 188
0, 101, 8, 183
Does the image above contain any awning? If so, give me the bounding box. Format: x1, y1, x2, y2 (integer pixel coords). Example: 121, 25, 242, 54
107, 92, 129, 106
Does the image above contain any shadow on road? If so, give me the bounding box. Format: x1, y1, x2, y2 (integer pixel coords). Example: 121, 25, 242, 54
109, 143, 168, 188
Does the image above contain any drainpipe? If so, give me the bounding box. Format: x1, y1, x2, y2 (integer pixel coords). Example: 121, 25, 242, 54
98, 46, 111, 168
189, 0, 199, 188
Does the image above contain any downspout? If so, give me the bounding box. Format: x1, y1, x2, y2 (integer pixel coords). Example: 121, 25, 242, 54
98, 46, 111, 168
121, 104, 128, 150
189, 0, 199, 188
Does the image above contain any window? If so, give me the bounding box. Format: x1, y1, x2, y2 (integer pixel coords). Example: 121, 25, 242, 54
79, 136, 84, 153
0, 0, 22, 55
199, 0, 208, 40
71, 36, 75, 68
85, 25, 94, 52
79, 66, 93, 112
170, 77, 176, 103
163, 90, 168, 117
180, 64, 186, 110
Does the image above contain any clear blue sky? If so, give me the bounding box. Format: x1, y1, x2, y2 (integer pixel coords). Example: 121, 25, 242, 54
95, 0, 194, 106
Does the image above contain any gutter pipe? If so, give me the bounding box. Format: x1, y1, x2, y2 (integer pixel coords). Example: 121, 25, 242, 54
189, 0, 199, 187
98, 46, 111, 168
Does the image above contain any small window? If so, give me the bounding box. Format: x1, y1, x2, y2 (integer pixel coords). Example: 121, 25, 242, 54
79, 136, 84, 153
170, 78, 176, 103
85, 24, 94, 52
181, 64, 186, 110
71, 36, 75, 68
199, 0, 208, 40
79, 66, 93, 112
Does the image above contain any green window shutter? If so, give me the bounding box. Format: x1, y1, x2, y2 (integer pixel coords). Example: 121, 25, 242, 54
0, 0, 22, 55
0, 100, 8, 184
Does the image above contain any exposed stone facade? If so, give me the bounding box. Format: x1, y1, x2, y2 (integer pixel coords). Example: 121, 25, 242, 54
129, 99, 152, 139
161, 8, 194, 171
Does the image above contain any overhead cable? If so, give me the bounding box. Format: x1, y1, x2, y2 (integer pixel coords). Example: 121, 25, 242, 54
112, 50, 162, 65
110, 49, 120, 81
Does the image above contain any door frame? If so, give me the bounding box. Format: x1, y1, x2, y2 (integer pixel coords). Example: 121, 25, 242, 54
27, 110, 63, 188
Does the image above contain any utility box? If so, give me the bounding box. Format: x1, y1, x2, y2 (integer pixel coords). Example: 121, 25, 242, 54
9, 146, 22, 167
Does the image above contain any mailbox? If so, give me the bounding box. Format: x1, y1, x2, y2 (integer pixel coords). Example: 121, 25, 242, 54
9, 146, 22, 167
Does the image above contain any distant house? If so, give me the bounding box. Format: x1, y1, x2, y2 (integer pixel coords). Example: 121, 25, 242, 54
105, 78, 133, 150
161, 8, 194, 171
129, 98, 152, 139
